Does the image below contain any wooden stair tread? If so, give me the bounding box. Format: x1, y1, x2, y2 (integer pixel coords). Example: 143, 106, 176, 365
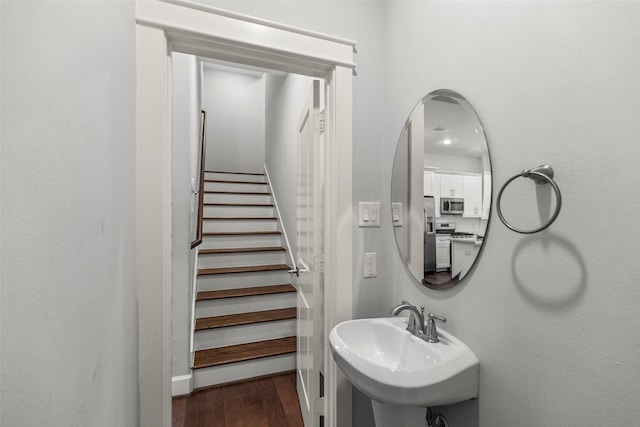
203, 230, 281, 236
205, 190, 270, 195
198, 264, 291, 276
206, 170, 265, 176
197, 284, 296, 301
195, 307, 297, 331
199, 246, 285, 255
204, 202, 274, 207
205, 179, 267, 185
193, 336, 296, 369
203, 216, 277, 221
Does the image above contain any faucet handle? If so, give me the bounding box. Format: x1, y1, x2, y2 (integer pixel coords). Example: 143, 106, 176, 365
424, 313, 446, 343
428, 313, 446, 324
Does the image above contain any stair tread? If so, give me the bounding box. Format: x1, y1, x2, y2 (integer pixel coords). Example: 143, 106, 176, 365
197, 284, 296, 301
206, 170, 265, 176
203, 216, 277, 221
205, 179, 267, 185
193, 336, 296, 369
204, 202, 274, 207
203, 230, 281, 236
199, 246, 285, 255
195, 307, 297, 331
205, 190, 270, 195
198, 264, 292, 276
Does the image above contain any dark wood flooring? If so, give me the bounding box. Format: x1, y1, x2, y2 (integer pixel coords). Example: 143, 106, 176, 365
172, 372, 303, 427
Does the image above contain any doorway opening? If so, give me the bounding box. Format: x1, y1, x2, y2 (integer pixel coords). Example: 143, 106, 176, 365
170, 53, 321, 423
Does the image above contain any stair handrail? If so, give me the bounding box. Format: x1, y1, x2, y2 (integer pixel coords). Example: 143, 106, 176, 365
191, 110, 207, 249
263, 165, 298, 276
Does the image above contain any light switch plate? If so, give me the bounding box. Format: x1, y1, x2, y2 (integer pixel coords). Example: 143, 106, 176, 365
359, 202, 381, 227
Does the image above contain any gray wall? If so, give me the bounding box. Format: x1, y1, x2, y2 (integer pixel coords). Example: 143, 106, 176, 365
264, 73, 313, 257
1, 1, 138, 425
383, 2, 640, 426
202, 68, 266, 173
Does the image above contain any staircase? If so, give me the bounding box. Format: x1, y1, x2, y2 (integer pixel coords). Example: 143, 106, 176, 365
192, 170, 297, 389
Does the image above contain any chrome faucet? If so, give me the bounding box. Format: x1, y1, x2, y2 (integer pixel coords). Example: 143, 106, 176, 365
390, 301, 426, 335
391, 301, 447, 343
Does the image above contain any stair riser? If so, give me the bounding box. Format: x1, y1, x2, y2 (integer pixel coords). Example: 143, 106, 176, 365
204, 182, 269, 193
196, 270, 293, 291
193, 353, 295, 389
202, 220, 278, 233
204, 205, 274, 217
194, 319, 296, 350
205, 172, 265, 183
198, 251, 287, 269
204, 193, 272, 205
196, 292, 296, 318
200, 234, 283, 249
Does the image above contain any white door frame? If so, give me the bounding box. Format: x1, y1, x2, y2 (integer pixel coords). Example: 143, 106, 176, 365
135, 1, 354, 426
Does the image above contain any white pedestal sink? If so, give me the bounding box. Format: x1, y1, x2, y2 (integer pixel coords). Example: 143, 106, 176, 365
329, 317, 478, 427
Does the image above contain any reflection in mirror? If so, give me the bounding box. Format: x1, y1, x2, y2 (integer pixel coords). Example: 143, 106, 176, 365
391, 90, 491, 289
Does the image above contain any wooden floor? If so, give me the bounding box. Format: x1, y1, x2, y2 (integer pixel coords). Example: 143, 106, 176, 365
172, 372, 304, 427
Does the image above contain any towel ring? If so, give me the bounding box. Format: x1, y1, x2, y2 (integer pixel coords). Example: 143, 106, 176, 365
496, 165, 562, 234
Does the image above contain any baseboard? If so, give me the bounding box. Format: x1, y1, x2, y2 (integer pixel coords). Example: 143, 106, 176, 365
172, 373, 193, 397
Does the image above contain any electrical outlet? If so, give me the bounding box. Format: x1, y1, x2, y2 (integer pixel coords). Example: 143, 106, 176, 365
363, 252, 377, 278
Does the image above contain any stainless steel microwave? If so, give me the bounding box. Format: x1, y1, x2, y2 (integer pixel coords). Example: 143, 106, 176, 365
441, 198, 464, 215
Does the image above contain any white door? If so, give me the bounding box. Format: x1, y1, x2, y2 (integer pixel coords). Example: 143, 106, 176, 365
296, 80, 324, 427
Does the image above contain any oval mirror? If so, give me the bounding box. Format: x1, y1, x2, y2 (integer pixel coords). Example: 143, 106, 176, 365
391, 89, 491, 289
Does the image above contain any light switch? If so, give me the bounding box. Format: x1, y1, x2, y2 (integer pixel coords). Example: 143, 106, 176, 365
359, 202, 381, 227
392, 202, 403, 226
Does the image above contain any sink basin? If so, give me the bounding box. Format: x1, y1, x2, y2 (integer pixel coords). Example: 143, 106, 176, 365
329, 317, 478, 407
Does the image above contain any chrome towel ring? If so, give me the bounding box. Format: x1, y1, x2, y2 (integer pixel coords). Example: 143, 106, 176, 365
496, 165, 562, 234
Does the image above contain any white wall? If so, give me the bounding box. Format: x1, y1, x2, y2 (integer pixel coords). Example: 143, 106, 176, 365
384, 2, 640, 426
1, 1, 138, 426
171, 52, 201, 392
264, 73, 313, 254
202, 67, 266, 173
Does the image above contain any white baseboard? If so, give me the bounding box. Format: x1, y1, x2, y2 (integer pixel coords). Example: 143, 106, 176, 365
172, 373, 193, 397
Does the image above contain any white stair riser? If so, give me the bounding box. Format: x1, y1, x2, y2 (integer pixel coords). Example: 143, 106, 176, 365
196, 270, 293, 291
196, 292, 296, 318
200, 234, 283, 249
194, 319, 296, 350
204, 193, 272, 205
202, 220, 278, 233
193, 353, 295, 389
205, 172, 265, 183
198, 250, 287, 269
204, 205, 274, 217
204, 181, 269, 193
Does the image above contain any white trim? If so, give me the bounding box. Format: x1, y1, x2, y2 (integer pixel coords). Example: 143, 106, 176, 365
136, 2, 354, 426
136, 24, 173, 427
189, 245, 199, 368
263, 164, 298, 275
172, 374, 193, 397
160, 0, 358, 50
136, 0, 357, 78
323, 66, 354, 427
